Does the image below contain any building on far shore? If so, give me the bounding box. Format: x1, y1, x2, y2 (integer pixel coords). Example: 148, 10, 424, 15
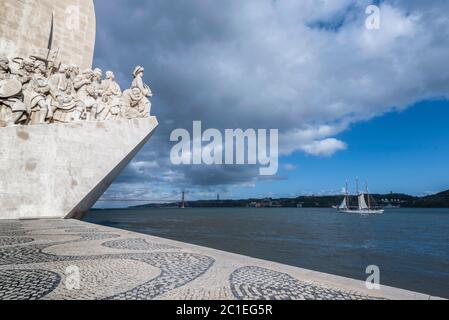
247, 198, 283, 208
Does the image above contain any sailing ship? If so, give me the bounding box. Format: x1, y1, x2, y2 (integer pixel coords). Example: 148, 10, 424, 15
337, 180, 385, 214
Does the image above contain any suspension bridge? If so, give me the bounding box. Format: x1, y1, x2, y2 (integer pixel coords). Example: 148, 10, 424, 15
96, 192, 220, 208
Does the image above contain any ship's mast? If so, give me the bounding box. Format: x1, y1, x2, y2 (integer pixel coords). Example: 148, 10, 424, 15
356, 177, 362, 210
345, 180, 349, 209
181, 191, 185, 209
366, 181, 371, 209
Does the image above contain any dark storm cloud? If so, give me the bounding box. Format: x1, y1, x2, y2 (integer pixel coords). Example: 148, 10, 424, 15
92, 0, 449, 199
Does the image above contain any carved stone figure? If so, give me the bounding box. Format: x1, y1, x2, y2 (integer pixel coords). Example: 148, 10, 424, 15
0, 55, 153, 127
0, 55, 10, 81
23, 61, 51, 124
89, 68, 104, 120
131, 66, 152, 116
48, 64, 84, 123
11, 57, 36, 90
102, 71, 122, 97
98, 71, 121, 120
74, 68, 97, 121
120, 88, 147, 119
68, 64, 80, 82
0, 56, 28, 127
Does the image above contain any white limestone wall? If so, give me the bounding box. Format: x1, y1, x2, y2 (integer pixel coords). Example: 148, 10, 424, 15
0, 117, 159, 219
0, 0, 96, 69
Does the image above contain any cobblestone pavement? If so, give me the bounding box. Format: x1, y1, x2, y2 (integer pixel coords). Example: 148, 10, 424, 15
0, 219, 436, 300
103, 238, 178, 251
0, 270, 61, 300
230, 266, 382, 300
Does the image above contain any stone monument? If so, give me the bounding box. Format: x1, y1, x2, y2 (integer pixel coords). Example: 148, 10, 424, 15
0, 1, 159, 219
0, 0, 96, 69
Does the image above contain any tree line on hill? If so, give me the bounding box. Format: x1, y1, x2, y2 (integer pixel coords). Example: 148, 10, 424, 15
133, 190, 449, 209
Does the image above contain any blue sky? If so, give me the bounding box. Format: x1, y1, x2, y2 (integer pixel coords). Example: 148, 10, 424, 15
232, 99, 449, 199
92, 0, 449, 205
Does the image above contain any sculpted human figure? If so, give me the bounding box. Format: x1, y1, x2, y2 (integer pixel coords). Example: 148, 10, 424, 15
68, 64, 80, 82
0, 58, 154, 127
93, 68, 103, 88
98, 71, 122, 120
120, 87, 146, 119
0, 55, 10, 81
120, 66, 153, 119
0, 56, 12, 125
74, 68, 98, 121
102, 71, 121, 97
23, 61, 51, 124
0, 55, 28, 126
131, 66, 152, 97
48, 64, 84, 123
89, 68, 104, 120
11, 57, 36, 90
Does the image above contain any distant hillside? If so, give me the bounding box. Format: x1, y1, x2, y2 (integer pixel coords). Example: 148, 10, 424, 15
412, 190, 449, 208
293, 193, 418, 208
132, 190, 449, 209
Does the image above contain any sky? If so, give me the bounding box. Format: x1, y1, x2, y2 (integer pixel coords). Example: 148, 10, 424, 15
92, 0, 449, 207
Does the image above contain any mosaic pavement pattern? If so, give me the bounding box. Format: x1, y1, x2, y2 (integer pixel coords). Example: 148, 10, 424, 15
0, 269, 61, 300
230, 266, 382, 300
103, 238, 178, 251
0, 219, 433, 300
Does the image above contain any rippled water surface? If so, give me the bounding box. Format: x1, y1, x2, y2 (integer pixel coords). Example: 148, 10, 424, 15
85, 207, 449, 298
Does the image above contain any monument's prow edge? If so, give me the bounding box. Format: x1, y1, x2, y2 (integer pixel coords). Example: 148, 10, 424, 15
0, 117, 159, 220
66, 117, 159, 220
0, 0, 157, 220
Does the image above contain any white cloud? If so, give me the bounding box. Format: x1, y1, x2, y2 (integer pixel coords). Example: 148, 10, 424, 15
299, 138, 348, 157
283, 163, 297, 171
130, 161, 159, 171
94, 0, 449, 193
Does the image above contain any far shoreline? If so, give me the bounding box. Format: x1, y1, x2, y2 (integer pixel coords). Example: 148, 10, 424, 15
93, 189, 449, 210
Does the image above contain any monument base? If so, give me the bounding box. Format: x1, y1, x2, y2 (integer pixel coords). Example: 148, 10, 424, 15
0, 117, 158, 220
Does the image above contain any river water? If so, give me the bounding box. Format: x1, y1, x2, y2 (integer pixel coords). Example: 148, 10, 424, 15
84, 207, 449, 298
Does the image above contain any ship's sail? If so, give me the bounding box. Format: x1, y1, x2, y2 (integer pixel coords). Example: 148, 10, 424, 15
358, 194, 369, 210
336, 180, 384, 214
339, 198, 348, 210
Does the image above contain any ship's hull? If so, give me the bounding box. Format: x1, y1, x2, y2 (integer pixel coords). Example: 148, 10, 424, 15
339, 209, 385, 214
0, 117, 158, 220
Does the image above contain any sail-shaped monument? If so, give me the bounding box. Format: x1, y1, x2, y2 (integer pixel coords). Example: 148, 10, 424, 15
0, 0, 159, 219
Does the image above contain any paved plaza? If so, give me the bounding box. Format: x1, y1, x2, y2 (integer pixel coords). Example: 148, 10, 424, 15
0, 219, 440, 300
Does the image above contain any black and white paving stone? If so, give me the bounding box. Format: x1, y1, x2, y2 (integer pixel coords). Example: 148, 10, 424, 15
107, 253, 215, 300
0, 269, 61, 300
230, 266, 381, 300
102, 238, 178, 251
0, 237, 34, 247
0, 219, 434, 300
